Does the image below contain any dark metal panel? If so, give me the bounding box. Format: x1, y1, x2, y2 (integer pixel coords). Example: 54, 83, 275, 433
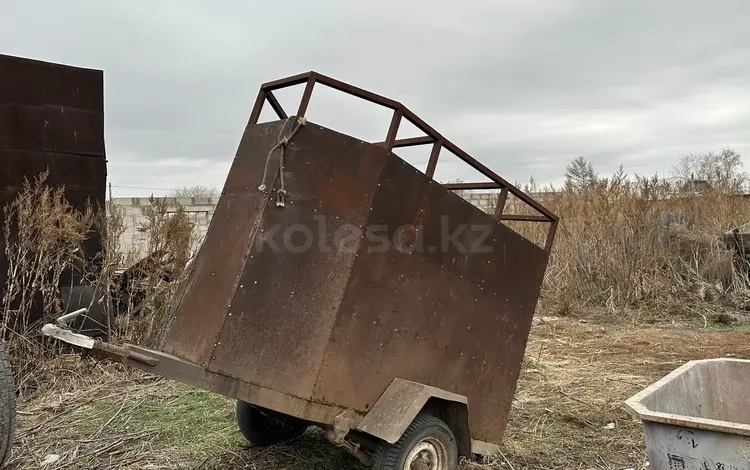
0, 104, 104, 156
162, 192, 267, 366
313, 229, 547, 443
41, 105, 104, 156
365, 155, 431, 245
418, 183, 549, 295
280, 121, 388, 227
207, 121, 389, 398
0, 103, 44, 150
162, 120, 292, 366
208, 198, 360, 399
0, 54, 104, 112
0, 149, 107, 190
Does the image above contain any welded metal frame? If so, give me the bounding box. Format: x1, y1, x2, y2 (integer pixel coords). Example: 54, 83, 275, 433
247, 71, 559, 253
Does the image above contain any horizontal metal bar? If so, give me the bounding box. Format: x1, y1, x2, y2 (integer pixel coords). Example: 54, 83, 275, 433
261, 71, 312, 91
445, 182, 503, 190
441, 141, 558, 223
314, 72, 401, 109
376, 136, 435, 148
499, 215, 550, 222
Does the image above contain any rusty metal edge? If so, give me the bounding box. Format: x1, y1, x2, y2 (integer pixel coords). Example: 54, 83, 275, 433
355, 378, 467, 444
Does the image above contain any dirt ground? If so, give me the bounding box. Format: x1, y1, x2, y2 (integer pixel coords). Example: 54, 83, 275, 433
7, 312, 750, 470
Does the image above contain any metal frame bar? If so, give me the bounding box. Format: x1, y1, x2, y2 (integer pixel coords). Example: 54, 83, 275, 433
246, 71, 559, 252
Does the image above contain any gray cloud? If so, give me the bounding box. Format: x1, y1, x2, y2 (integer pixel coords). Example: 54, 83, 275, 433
2, 0, 749, 196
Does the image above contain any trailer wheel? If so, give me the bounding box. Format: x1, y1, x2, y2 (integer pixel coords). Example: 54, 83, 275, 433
0, 341, 15, 466
371, 415, 457, 470
235, 401, 307, 447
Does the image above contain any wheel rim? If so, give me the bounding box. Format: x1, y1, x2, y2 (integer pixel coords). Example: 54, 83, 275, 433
402, 436, 448, 470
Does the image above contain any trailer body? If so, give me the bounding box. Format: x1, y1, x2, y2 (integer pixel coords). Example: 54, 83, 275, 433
43, 72, 558, 463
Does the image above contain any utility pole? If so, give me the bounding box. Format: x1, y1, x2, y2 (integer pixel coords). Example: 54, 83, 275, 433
108, 182, 113, 203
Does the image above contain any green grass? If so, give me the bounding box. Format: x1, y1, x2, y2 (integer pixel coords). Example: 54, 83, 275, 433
13, 369, 362, 469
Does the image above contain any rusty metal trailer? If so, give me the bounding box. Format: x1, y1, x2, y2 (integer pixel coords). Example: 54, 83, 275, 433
42, 72, 558, 469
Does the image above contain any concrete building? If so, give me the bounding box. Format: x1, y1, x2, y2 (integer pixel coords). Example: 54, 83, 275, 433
111, 197, 218, 256
111, 190, 520, 257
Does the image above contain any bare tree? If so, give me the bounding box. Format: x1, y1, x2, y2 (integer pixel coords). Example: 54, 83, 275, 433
672, 148, 748, 194
564, 156, 598, 194
170, 185, 219, 198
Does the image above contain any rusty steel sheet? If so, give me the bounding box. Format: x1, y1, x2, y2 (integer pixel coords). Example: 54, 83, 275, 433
164, 117, 549, 445
159, 72, 557, 451
0, 54, 104, 112
164, 119, 390, 379
0, 104, 104, 157
310, 164, 548, 443
162, 119, 292, 366
208, 197, 360, 399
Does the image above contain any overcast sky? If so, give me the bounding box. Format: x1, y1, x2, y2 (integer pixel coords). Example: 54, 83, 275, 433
2, 1, 749, 197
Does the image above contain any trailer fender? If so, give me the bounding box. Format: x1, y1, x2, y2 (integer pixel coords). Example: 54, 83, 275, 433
355, 378, 471, 456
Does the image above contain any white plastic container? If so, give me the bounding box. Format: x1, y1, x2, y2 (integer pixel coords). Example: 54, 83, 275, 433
624, 358, 750, 470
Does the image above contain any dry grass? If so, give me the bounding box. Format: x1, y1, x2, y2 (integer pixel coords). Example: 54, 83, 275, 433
7, 314, 750, 469
489, 172, 750, 318
5, 163, 750, 468
0, 173, 198, 395
7, 360, 360, 469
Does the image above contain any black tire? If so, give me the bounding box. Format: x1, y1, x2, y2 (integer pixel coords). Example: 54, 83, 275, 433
0, 341, 15, 467
372, 415, 458, 470
235, 401, 308, 447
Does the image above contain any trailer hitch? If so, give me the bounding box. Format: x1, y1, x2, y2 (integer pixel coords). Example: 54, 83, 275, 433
41, 312, 160, 367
